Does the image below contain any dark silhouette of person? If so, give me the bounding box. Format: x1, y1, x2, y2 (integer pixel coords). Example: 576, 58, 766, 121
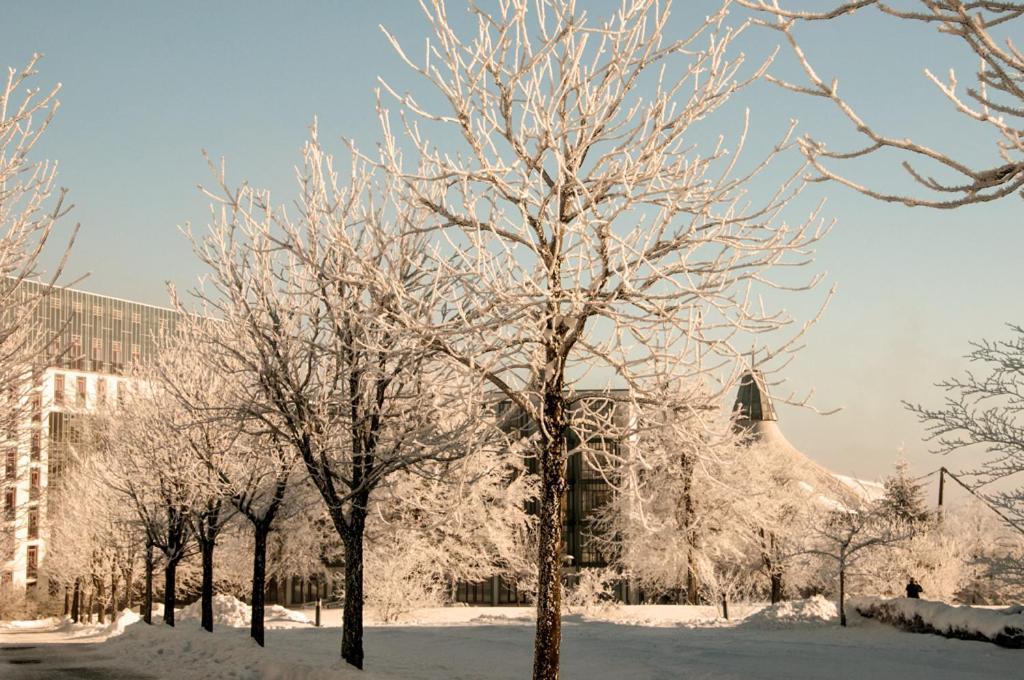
906, 577, 924, 599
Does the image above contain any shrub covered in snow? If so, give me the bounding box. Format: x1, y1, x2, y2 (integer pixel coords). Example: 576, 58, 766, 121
851, 596, 1024, 648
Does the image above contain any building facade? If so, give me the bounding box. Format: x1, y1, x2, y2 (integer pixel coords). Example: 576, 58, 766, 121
1, 281, 178, 590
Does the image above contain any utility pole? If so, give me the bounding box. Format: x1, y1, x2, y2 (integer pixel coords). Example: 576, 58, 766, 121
938, 467, 945, 512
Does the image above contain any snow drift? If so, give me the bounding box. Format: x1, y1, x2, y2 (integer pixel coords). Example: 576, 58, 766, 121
741, 596, 838, 628
178, 594, 311, 627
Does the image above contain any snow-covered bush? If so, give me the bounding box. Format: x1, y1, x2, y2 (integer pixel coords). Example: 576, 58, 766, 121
563, 568, 619, 613
852, 596, 1024, 648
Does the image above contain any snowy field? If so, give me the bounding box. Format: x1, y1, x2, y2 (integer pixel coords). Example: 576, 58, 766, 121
0, 597, 1019, 679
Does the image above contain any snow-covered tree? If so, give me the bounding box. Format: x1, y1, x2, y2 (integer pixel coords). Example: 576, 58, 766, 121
906, 324, 1024, 536
740, 1, 1024, 208
1, 55, 76, 460
98, 380, 197, 627
792, 501, 911, 626
188, 130, 497, 669
376, 2, 830, 675
880, 460, 931, 526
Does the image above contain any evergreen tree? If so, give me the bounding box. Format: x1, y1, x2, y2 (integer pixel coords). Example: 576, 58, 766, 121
881, 460, 931, 526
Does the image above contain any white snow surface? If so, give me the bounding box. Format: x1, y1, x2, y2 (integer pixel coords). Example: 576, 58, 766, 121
2, 601, 1021, 679
851, 596, 1024, 639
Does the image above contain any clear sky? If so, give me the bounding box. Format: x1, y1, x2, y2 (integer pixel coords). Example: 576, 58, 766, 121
3, 0, 1021, 483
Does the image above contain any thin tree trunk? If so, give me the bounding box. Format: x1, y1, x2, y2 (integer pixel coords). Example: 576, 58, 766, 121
87, 589, 95, 624
163, 560, 178, 627
250, 524, 269, 647
96, 578, 105, 624
722, 593, 729, 620
71, 578, 80, 623
200, 540, 215, 633
110, 569, 118, 620
532, 410, 567, 680
143, 542, 154, 625
63, 586, 70, 617
341, 508, 367, 670
839, 566, 847, 627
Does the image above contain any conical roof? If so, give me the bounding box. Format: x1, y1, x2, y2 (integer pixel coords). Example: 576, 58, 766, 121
733, 370, 777, 427
732, 370, 865, 506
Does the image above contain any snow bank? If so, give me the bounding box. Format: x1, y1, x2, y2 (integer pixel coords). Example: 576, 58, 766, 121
741, 596, 838, 628
178, 594, 311, 628
851, 596, 1024, 648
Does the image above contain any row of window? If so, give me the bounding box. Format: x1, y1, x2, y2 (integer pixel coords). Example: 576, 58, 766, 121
53, 374, 125, 408
52, 336, 142, 368
49, 297, 149, 326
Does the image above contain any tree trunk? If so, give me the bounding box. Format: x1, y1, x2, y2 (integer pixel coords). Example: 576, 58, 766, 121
722, 593, 729, 620
71, 579, 80, 623
121, 564, 134, 611
87, 589, 95, 624
532, 411, 567, 680
143, 542, 154, 625
839, 566, 847, 627
250, 524, 269, 647
63, 586, 70, 617
163, 560, 178, 627
96, 578, 105, 624
341, 508, 367, 670
770, 572, 784, 605
200, 540, 215, 633
110, 568, 119, 620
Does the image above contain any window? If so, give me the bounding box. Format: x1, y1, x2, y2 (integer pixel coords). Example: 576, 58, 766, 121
4, 451, 14, 480
76, 377, 87, 406
73, 301, 82, 313
0, 572, 11, 590
30, 394, 40, 421
112, 308, 123, 321
53, 374, 65, 406
131, 344, 140, 365
50, 297, 61, 310
30, 431, 40, 461
26, 546, 37, 580
92, 305, 103, 317
28, 509, 38, 540
29, 468, 39, 500
4, 488, 14, 519
91, 337, 103, 365
132, 312, 141, 324
111, 341, 122, 366
97, 378, 106, 404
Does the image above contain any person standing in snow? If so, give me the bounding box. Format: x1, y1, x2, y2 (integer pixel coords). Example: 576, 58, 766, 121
905, 577, 924, 599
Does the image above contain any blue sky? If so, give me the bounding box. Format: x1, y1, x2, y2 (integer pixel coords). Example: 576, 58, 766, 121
3, 1, 1020, 482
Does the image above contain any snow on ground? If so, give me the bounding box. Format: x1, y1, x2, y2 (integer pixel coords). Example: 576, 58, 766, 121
2, 600, 1021, 679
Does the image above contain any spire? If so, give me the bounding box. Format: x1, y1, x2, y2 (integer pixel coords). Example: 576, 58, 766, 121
733, 370, 777, 424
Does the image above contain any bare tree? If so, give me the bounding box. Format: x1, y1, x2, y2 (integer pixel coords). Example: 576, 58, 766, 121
99, 381, 198, 627
791, 502, 911, 626
377, 2, 829, 676
906, 324, 1024, 533
1, 55, 77, 458
740, 0, 1024, 207
188, 131, 494, 668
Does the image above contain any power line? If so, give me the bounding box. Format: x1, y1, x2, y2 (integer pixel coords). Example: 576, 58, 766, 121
936, 466, 1024, 539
